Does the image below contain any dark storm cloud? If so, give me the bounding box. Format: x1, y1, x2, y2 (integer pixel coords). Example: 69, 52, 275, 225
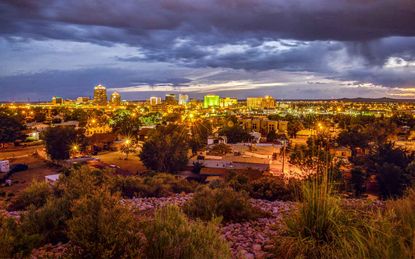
1, 0, 415, 98
1, 0, 415, 43
0, 68, 192, 101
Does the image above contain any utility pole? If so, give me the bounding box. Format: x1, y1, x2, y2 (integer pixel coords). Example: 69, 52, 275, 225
281, 141, 286, 174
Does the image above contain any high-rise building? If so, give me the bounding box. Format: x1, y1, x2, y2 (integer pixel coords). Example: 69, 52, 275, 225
51, 96, 63, 105
246, 96, 276, 109
110, 91, 121, 106
149, 96, 162, 106
203, 94, 220, 108
220, 97, 238, 108
165, 94, 177, 105
76, 97, 90, 104
262, 95, 276, 109
178, 94, 189, 105
93, 84, 107, 106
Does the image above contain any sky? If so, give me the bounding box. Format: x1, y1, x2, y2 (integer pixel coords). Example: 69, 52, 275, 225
0, 0, 415, 101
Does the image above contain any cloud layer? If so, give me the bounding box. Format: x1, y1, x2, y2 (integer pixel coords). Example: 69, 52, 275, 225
0, 0, 415, 100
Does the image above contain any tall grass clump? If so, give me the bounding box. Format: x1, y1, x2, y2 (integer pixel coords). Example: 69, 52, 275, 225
274, 174, 367, 258
142, 205, 231, 259
363, 188, 415, 258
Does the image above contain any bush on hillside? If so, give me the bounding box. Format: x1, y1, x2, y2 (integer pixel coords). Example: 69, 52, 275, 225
142, 205, 231, 259
183, 187, 267, 222
67, 189, 142, 258
9, 181, 52, 211
111, 173, 197, 198
0, 215, 40, 257
249, 177, 299, 201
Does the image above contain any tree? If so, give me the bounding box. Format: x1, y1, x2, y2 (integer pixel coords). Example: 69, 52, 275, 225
42, 126, 79, 160
366, 142, 415, 199
139, 125, 189, 173
266, 130, 278, 142
337, 126, 370, 158
0, 113, 25, 145
287, 119, 304, 138
189, 119, 212, 154
350, 167, 366, 197
219, 125, 252, 144
109, 109, 141, 137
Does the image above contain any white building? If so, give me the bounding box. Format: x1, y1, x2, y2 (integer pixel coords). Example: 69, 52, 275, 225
179, 94, 189, 105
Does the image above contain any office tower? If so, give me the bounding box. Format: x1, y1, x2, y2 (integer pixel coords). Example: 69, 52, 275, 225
246, 96, 276, 109
149, 96, 162, 106
203, 94, 220, 108
110, 91, 121, 106
93, 84, 107, 105
51, 96, 63, 105
165, 94, 178, 105
76, 96, 90, 104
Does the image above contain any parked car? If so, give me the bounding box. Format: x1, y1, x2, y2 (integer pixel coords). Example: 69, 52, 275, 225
10, 164, 29, 173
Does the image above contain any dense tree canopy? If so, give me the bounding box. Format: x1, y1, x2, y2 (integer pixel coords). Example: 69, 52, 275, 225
139, 125, 189, 173
109, 109, 141, 137
219, 125, 252, 144
42, 126, 79, 160
0, 113, 25, 144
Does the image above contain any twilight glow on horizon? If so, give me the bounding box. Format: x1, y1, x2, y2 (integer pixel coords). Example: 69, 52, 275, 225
0, 0, 415, 101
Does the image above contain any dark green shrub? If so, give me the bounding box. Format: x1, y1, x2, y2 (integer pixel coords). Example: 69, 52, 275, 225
111, 173, 197, 198
184, 187, 267, 222
142, 205, 231, 259
0, 215, 40, 257
350, 167, 366, 197
19, 197, 71, 245
249, 177, 298, 201
9, 181, 52, 211
67, 189, 142, 258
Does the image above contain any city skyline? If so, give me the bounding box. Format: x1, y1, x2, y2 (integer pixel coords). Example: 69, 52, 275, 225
1, 1, 415, 101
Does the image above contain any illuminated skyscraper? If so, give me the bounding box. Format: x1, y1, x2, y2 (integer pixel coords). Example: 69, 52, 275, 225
178, 94, 189, 105
165, 94, 177, 105
51, 96, 63, 105
203, 94, 220, 108
76, 96, 89, 104
220, 97, 238, 107
110, 91, 121, 106
93, 84, 107, 105
149, 96, 162, 105
247, 96, 276, 109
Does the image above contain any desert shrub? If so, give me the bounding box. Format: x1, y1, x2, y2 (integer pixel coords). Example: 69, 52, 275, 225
208, 143, 232, 155
19, 197, 71, 245
273, 178, 367, 258
9, 181, 52, 211
226, 173, 250, 192
111, 173, 197, 198
0, 215, 41, 257
183, 187, 267, 222
142, 205, 231, 259
249, 177, 299, 201
67, 189, 142, 258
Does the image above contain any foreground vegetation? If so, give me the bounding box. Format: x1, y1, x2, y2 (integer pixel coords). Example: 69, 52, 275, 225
0, 167, 230, 258
273, 176, 415, 259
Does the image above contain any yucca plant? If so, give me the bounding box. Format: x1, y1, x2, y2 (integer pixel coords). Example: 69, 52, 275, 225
274, 154, 367, 258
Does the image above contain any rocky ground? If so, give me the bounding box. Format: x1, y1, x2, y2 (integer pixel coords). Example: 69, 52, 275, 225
8, 193, 385, 259
123, 194, 297, 258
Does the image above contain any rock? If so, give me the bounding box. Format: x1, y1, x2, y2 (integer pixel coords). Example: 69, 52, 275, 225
252, 244, 262, 251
